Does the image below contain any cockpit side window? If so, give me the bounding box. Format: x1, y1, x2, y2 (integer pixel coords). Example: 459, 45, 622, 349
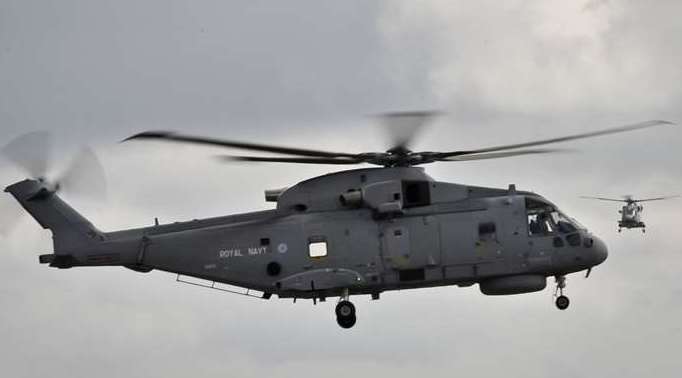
526, 197, 552, 236
527, 212, 554, 236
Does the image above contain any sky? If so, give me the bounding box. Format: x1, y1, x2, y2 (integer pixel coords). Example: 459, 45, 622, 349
1, 1, 681, 377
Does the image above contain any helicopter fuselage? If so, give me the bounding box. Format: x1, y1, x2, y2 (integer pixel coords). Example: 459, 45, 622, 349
7, 167, 608, 300
618, 202, 645, 229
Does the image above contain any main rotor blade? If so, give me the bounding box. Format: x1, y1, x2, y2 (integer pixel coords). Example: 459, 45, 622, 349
437, 148, 564, 162
123, 131, 358, 159
580, 196, 627, 202
378, 110, 442, 152
1, 131, 52, 178
217, 155, 364, 165
436, 120, 675, 158
634, 195, 680, 202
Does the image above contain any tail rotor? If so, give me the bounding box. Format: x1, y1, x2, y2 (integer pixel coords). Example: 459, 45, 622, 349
1, 132, 107, 236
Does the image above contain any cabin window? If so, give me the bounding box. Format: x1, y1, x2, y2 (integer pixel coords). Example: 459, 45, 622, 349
478, 222, 497, 241
402, 181, 431, 208
308, 240, 328, 258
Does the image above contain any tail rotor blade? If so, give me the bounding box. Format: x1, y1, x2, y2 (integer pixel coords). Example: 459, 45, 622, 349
2, 135, 107, 235
1, 131, 52, 236
1, 131, 52, 179
0, 197, 25, 237
57, 147, 108, 202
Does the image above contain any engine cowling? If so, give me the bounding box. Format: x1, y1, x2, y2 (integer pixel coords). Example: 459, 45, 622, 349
479, 275, 547, 295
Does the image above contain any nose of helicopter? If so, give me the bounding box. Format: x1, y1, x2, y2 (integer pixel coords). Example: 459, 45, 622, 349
590, 235, 608, 266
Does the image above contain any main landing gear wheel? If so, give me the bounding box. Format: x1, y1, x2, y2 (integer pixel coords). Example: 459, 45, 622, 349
335, 300, 356, 329
555, 295, 570, 310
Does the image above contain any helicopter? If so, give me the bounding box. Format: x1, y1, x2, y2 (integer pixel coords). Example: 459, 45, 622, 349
581, 195, 680, 233
2, 114, 675, 329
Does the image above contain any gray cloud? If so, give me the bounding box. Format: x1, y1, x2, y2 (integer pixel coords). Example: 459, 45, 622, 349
380, 0, 682, 115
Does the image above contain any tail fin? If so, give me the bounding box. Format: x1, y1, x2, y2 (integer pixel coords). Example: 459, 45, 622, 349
5, 179, 104, 255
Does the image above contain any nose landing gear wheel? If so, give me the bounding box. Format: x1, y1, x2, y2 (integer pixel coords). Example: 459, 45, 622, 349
335, 300, 356, 329
555, 295, 570, 310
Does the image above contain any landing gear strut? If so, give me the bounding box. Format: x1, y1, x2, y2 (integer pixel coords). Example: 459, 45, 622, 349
554, 275, 570, 310
335, 289, 356, 329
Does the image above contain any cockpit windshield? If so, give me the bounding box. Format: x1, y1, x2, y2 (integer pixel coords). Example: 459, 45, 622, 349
526, 197, 584, 236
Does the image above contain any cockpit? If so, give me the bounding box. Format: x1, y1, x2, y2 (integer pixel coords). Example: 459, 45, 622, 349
524, 196, 607, 269
526, 197, 585, 237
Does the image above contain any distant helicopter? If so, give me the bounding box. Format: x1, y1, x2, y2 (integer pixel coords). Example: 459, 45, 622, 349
1, 114, 676, 329
582, 195, 679, 233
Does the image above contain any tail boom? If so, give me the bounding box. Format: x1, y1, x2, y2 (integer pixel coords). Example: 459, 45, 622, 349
5, 179, 138, 268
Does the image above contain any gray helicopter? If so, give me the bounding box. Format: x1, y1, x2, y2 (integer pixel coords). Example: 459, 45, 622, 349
582, 195, 679, 233
2, 114, 675, 329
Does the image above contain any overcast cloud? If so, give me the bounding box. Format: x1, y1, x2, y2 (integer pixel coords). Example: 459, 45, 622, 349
1, 1, 681, 377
